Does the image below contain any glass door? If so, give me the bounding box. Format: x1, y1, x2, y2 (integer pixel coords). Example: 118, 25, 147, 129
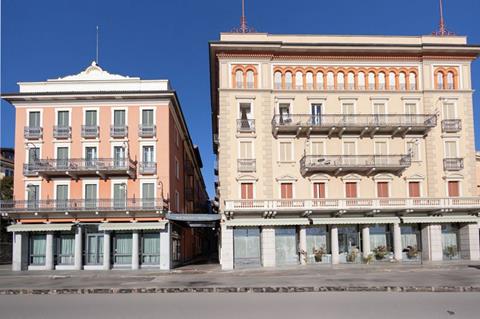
86, 234, 104, 265
401, 225, 421, 262
141, 232, 160, 265
56, 233, 75, 265
338, 226, 361, 263
85, 184, 97, 209
306, 226, 329, 264
27, 184, 39, 209
57, 147, 69, 169
275, 227, 298, 265
442, 224, 459, 260
85, 147, 97, 168
311, 103, 322, 125
142, 183, 155, 208
114, 233, 132, 265
56, 184, 68, 209
113, 183, 126, 209
233, 228, 261, 268
114, 146, 126, 167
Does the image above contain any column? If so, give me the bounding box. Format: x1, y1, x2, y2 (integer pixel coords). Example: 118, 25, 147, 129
421, 224, 442, 261
159, 223, 171, 270
132, 231, 139, 270
392, 223, 402, 261
45, 232, 54, 270
299, 226, 307, 265
74, 225, 83, 270
362, 225, 370, 259
220, 223, 234, 270
12, 232, 27, 271
103, 231, 111, 270
261, 226, 276, 267
459, 223, 480, 261
330, 225, 339, 265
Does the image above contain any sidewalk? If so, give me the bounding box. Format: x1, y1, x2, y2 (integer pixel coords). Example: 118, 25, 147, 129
1, 262, 479, 294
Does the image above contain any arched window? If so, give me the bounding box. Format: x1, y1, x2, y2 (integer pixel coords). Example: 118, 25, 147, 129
246, 70, 255, 89
274, 71, 282, 90
447, 72, 455, 89
389, 72, 396, 90
295, 71, 303, 90
337, 72, 345, 90
399, 72, 406, 90
378, 72, 386, 90
235, 70, 243, 89
285, 72, 293, 90
327, 72, 335, 90
306, 72, 313, 90
358, 72, 366, 90
409, 72, 417, 90
368, 72, 376, 90
316, 72, 324, 90
347, 72, 355, 90
436, 72, 444, 90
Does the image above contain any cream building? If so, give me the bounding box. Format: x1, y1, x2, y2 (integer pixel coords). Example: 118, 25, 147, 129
209, 33, 480, 269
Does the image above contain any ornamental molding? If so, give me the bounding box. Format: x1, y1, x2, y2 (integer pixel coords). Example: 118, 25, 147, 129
52, 61, 135, 81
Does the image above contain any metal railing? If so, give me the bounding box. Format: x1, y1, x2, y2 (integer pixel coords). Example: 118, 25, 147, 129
81, 125, 99, 138
443, 158, 464, 171
237, 119, 256, 133
110, 125, 128, 138
139, 124, 156, 138
23, 158, 136, 176
24, 126, 43, 139
300, 155, 411, 173
139, 162, 157, 175
237, 159, 256, 172
53, 126, 72, 139
441, 119, 462, 133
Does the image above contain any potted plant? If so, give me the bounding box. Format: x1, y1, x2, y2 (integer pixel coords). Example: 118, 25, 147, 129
346, 247, 359, 263
313, 247, 325, 262
373, 245, 388, 260
445, 245, 457, 259
406, 246, 418, 259
364, 253, 374, 264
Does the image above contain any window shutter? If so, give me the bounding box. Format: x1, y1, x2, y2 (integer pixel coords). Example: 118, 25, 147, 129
448, 181, 459, 197
377, 182, 389, 198
346, 182, 357, 198
313, 183, 325, 199
408, 182, 420, 197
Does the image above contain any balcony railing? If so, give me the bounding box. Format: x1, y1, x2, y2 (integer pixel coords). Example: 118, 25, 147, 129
272, 114, 437, 137
23, 158, 136, 179
24, 126, 43, 139
139, 124, 156, 138
237, 159, 256, 172
81, 125, 99, 138
53, 126, 72, 139
139, 162, 157, 175
300, 155, 411, 175
237, 119, 255, 133
0, 198, 167, 213
443, 158, 464, 171
441, 119, 462, 133
110, 125, 128, 138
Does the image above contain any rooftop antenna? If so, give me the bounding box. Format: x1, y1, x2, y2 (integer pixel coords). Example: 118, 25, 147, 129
232, 0, 255, 33
432, 0, 455, 36
96, 25, 99, 64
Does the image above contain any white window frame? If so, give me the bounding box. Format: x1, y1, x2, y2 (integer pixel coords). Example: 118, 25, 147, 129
238, 182, 256, 200
83, 107, 100, 126
405, 179, 424, 198
374, 138, 389, 156
309, 138, 326, 156
54, 143, 70, 159
277, 181, 296, 199
81, 179, 100, 199
343, 180, 360, 198
139, 106, 156, 126
375, 180, 392, 198
53, 180, 70, 201
441, 100, 458, 120
342, 139, 358, 155
140, 142, 156, 162
111, 178, 128, 200
237, 100, 255, 119
26, 109, 43, 127
445, 179, 462, 197
238, 139, 255, 159
111, 107, 128, 126
443, 139, 459, 158
311, 180, 328, 199
24, 142, 42, 163
54, 108, 72, 127
140, 179, 157, 199
278, 139, 294, 163
405, 138, 422, 162
370, 97, 389, 114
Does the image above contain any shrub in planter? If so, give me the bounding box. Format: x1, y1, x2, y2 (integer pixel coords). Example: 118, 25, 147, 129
313, 247, 325, 262
373, 245, 388, 260
346, 248, 359, 263
406, 246, 419, 259
445, 245, 457, 259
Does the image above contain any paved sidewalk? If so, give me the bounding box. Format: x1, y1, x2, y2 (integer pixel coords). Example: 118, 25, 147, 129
0, 262, 479, 294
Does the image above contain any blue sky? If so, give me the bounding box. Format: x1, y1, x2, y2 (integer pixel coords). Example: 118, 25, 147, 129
1, 0, 479, 197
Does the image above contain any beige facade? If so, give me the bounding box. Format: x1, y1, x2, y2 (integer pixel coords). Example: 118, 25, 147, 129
210, 33, 480, 269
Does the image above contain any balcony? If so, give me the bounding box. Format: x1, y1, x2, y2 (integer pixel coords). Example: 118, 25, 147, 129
23, 158, 136, 179
110, 125, 128, 138
443, 158, 464, 171
24, 126, 43, 139
441, 119, 462, 133
237, 119, 255, 133
53, 126, 72, 139
300, 155, 411, 175
272, 114, 437, 137
81, 125, 99, 138
139, 162, 157, 175
237, 159, 256, 172
185, 160, 194, 176
139, 124, 156, 138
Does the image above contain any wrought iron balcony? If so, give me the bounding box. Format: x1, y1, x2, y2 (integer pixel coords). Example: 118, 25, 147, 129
237, 159, 256, 172
441, 119, 462, 133
53, 126, 72, 139
110, 125, 128, 138
23, 158, 136, 179
272, 114, 437, 137
300, 155, 411, 175
443, 158, 464, 171
185, 160, 194, 176
139, 124, 156, 138
139, 162, 157, 175
24, 126, 43, 139
81, 125, 99, 138
237, 119, 255, 133
0, 198, 167, 214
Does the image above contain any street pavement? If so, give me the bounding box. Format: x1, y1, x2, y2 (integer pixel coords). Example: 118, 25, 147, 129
1, 292, 479, 319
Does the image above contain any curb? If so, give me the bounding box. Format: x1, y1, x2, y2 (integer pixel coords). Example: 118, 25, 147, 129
1, 286, 480, 295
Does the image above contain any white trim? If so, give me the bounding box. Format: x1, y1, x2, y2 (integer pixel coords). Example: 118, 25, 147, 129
405, 138, 422, 162
226, 218, 310, 227
343, 180, 360, 198
139, 142, 156, 162
54, 144, 70, 159
111, 107, 128, 127
275, 99, 294, 115
111, 178, 128, 200
342, 139, 357, 156
441, 99, 458, 120
403, 100, 419, 114
311, 217, 400, 225
236, 174, 259, 182
445, 179, 462, 197
140, 179, 157, 199
139, 106, 156, 125
25, 142, 42, 163
83, 107, 100, 125
99, 222, 168, 231
54, 108, 72, 126
311, 180, 328, 199
443, 139, 460, 158
26, 108, 43, 128
237, 100, 255, 119
82, 179, 99, 199
238, 139, 255, 159
372, 173, 395, 181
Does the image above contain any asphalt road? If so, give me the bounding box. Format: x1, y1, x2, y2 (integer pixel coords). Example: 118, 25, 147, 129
1, 292, 479, 319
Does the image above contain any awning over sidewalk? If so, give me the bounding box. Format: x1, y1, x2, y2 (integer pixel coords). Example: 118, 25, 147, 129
98, 221, 168, 231
225, 218, 310, 227
167, 213, 220, 228
7, 223, 74, 232
401, 216, 479, 224
311, 217, 400, 225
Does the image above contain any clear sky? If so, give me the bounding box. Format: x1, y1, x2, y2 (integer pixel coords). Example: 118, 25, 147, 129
1, 0, 479, 197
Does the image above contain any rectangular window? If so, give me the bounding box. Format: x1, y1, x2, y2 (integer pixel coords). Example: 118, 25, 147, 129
407, 141, 420, 161
345, 182, 357, 198
445, 141, 458, 158
142, 183, 155, 208
85, 184, 97, 208
57, 110, 69, 127
113, 233, 132, 265
142, 233, 160, 265
143, 146, 154, 162
443, 103, 456, 119
409, 182, 421, 197
56, 233, 75, 265
241, 183, 254, 200
373, 103, 387, 124
313, 182, 325, 199
29, 234, 46, 265
29, 111, 41, 127
113, 183, 127, 208
85, 110, 97, 126
175, 158, 179, 179
377, 182, 389, 198
278, 103, 291, 123
311, 104, 322, 125
26, 184, 39, 209
86, 234, 104, 265
280, 183, 293, 199
239, 141, 253, 159
311, 141, 324, 155
448, 181, 460, 197
113, 110, 126, 126
342, 103, 355, 124
56, 184, 68, 208
113, 146, 126, 167
85, 147, 97, 167
142, 109, 154, 125
175, 191, 180, 211
279, 142, 293, 162
57, 147, 69, 168
28, 147, 40, 164
405, 103, 417, 115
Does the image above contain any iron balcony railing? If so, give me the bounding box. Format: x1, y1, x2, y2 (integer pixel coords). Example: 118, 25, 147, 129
81, 125, 99, 138
139, 162, 157, 175
24, 126, 43, 139
237, 119, 256, 133
110, 125, 128, 138
139, 124, 156, 138
23, 158, 136, 178
441, 119, 462, 133
443, 158, 464, 171
53, 126, 72, 139
237, 159, 256, 172
300, 155, 411, 174
0, 198, 167, 213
